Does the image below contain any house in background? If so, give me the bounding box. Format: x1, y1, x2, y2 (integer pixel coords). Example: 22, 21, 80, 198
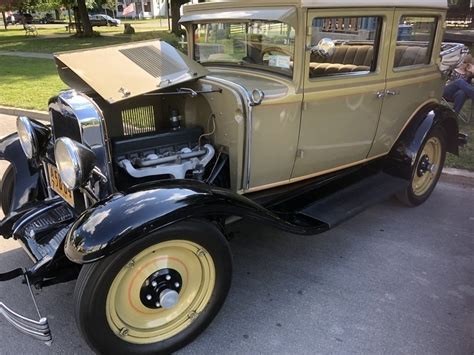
115, 0, 168, 19
447, 0, 473, 27
115, 0, 200, 19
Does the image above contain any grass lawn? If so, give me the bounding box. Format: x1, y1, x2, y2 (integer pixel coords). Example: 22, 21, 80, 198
0, 56, 65, 111
446, 115, 474, 171
0, 20, 173, 54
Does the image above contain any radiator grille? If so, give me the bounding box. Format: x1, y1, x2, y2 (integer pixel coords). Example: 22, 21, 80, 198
121, 105, 156, 136
119, 46, 182, 78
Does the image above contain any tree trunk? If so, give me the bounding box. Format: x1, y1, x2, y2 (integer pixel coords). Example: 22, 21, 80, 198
54, 8, 60, 20
1, 11, 7, 30
77, 0, 93, 36
73, 6, 83, 35
67, 6, 72, 33
170, 0, 186, 35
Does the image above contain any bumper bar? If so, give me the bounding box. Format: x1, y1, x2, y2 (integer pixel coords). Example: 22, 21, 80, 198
0, 302, 51, 343
0, 269, 52, 344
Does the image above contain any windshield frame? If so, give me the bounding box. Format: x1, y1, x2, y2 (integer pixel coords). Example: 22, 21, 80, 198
191, 20, 296, 78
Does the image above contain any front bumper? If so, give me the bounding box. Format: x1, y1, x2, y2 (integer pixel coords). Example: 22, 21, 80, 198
0, 269, 52, 343
0, 198, 77, 344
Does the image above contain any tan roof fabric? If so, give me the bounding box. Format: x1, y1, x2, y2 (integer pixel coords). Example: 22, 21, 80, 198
191, 0, 447, 9
180, 7, 298, 28
54, 40, 208, 104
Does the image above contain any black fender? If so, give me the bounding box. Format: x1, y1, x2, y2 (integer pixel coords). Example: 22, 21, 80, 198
0, 133, 43, 213
64, 180, 328, 264
385, 103, 459, 180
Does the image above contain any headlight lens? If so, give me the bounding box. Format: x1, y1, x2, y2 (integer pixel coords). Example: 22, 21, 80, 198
16, 116, 37, 159
54, 138, 96, 190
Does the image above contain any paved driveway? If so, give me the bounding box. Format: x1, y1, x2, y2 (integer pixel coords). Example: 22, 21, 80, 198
0, 113, 473, 354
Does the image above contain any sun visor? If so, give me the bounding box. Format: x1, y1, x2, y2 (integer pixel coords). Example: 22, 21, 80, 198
54, 40, 209, 104
180, 7, 297, 28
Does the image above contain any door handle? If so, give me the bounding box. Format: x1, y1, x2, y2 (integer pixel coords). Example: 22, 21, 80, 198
376, 90, 400, 99
375, 91, 385, 99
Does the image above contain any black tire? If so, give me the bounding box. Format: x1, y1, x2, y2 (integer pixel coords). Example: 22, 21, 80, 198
397, 126, 447, 207
1, 165, 14, 215
74, 220, 232, 355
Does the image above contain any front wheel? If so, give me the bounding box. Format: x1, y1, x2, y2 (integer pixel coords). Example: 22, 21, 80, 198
74, 220, 232, 354
397, 126, 446, 206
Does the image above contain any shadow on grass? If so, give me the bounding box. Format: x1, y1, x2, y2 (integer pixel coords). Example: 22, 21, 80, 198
0, 29, 178, 54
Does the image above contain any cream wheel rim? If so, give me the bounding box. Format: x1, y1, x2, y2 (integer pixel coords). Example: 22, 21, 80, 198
106, 240, 215, 344
412, 137, 442, 197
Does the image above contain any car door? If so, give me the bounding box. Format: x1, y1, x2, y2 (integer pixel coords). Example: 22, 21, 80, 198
291, 9, 393, 180
368, 9, 446, 158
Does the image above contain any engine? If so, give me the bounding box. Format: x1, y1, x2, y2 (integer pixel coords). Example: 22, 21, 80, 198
112, 111, 215, 185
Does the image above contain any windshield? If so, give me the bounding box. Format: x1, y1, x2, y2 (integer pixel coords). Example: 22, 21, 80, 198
193, 21, 295, 76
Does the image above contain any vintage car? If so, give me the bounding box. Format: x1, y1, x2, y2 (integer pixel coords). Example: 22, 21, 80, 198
0, 0, 468, 353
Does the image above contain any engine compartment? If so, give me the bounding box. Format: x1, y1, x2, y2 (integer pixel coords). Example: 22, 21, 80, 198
113, 123, 216, 182
90, 79, 244, 192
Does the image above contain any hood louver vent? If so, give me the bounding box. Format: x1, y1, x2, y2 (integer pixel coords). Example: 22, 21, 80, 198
54, 40, 209, 103
119, 46, 183, 78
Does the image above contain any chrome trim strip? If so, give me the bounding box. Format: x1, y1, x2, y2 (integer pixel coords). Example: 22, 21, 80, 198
49, 90, 114, 199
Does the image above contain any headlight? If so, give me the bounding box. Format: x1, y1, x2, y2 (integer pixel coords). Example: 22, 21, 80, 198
16, 116, 51, 160
54, 138, 96, 190
17, 116, 37, 159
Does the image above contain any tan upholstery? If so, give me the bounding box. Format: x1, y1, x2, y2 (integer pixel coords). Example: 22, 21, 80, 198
310, 45, 374, 77
394, 45, 428, 67
309, 44, 429, 77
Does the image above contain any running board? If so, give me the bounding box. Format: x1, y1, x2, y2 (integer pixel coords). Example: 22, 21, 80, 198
299, 173, 408, 228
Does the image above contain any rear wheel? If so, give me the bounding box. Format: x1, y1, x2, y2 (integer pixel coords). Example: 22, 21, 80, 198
1, 165, 14, 215
74, 220, 232, 354
397, 126, 446, 206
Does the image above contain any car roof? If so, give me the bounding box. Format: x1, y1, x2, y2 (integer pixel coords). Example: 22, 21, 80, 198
186, 0, 447, 9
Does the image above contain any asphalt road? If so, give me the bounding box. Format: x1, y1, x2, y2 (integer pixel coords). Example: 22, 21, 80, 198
0, 114, 473, 354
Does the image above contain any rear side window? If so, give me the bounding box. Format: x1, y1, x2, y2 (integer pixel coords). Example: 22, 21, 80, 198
394, 16, 438, 68
309, 16, 382, 78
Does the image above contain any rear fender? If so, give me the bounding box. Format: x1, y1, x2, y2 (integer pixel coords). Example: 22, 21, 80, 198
64, 180, 328, 264
385, 103, 459, 180
0, 133, 42, 212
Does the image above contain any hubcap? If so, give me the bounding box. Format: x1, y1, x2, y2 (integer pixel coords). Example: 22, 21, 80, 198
106, 240, 215, 344
412, 137, 442, 196
139, 268, 182, 309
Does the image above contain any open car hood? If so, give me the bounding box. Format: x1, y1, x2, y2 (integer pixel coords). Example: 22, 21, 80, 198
54, 40, 208, 104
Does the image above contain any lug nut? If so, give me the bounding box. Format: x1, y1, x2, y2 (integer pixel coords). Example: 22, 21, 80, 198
146, 294, 152, 301
174, 282, 180, 288
155, 302, 160, 307
151, 281, 157, 287
165, 275, 171, 281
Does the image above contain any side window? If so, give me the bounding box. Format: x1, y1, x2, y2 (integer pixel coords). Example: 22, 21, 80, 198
309, 16, 382, 78
394, 16, 437, 68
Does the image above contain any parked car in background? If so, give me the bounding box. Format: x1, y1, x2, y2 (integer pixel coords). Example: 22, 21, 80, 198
0, 0, 468, 354
6, 13, 33, 25
89, 14, 121, 27
39, 13, 55, 24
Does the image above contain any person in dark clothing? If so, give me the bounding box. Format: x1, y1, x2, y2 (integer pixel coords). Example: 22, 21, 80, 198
443, 58, 474, 114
